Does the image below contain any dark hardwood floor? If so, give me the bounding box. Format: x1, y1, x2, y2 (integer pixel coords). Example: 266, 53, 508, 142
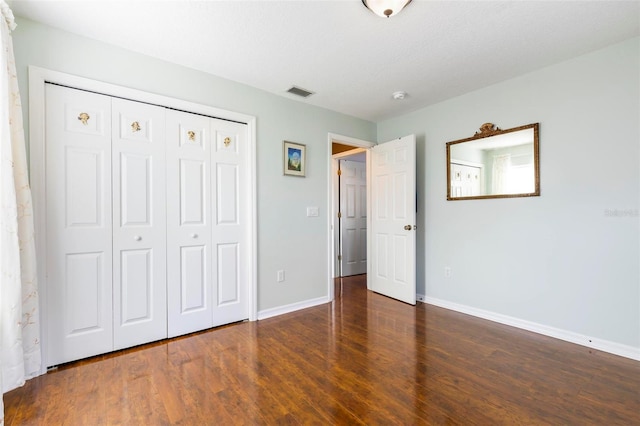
5, 274, 640, 425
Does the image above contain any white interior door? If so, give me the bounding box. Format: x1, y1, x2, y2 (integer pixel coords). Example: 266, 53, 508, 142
210, 119, 249, 326
166, 110, 213, 337
45, 84, 114, 366
369, 135, 416, 305
340, 160, 367, 276
111, 98, 167, 350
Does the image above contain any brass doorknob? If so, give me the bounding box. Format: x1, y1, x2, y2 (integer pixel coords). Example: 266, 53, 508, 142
404, 225, 412, 231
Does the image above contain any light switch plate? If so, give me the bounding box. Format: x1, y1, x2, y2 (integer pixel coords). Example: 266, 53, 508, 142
307, 206, 319, 217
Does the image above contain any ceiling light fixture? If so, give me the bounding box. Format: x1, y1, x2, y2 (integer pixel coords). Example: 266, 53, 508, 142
362, 0, 412, 18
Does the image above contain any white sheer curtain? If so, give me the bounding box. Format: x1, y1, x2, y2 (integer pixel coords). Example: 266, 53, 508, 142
0, 2, 41, 423
491, 153, 511, 194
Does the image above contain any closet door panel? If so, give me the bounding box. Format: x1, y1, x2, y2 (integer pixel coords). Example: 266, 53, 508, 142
211, 121, 249, 326
216, 163, 239, 224
180, 159, 206, 225
112, 98, 167, 350
120, 248, 153, 322
120, 153, 152, 225
166, 110, 213, 338
45, 84, 113, 366
217, 243, 239, 304
65, 148, 103, 226
64, 253, 105, 330
180, 245, 207, 309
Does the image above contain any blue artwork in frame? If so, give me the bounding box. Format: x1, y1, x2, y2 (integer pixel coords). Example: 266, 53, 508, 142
283, 140, 306, 177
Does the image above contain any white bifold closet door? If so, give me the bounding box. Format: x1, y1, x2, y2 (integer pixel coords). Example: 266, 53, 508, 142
45, 85, 168, 364
166, 110, 248, 338
166, 110, 212, 337
111, 98, 167, 350
45, 83, 249, 366
45, 85, 114, 365
209, 117, 249, 328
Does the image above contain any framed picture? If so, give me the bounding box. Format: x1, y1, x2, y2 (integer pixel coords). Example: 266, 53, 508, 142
283, 141, 306, 177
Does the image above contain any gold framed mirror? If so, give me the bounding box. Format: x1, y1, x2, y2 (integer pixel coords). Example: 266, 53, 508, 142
446, 122, 540, 200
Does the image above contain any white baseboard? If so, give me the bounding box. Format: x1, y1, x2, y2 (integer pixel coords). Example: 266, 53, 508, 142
423, 296, 640, 362
258, 296, 329, 320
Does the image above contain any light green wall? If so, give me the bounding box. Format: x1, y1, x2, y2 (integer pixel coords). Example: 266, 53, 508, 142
12, 17, 376, 312
378, 37, 640, 349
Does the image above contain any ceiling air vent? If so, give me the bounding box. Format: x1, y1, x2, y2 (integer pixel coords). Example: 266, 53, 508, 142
287, 86, 315, 98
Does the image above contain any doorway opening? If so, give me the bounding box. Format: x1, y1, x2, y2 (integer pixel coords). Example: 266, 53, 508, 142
327, 133, 418, 306
327, 133, 375, 303
335, 148, 367, 278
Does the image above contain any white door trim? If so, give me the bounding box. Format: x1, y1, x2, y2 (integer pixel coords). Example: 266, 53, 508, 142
29, 66, 257, 374
326, 133, 375, 302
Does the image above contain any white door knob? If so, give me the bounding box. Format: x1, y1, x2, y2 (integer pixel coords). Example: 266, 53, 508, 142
134, 235, 142, 241
191, 233, 198, 239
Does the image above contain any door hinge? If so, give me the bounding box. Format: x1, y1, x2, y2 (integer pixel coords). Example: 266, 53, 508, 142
337, 169, 342, 176
338, 255, 342, 261
337, 211, 342, 219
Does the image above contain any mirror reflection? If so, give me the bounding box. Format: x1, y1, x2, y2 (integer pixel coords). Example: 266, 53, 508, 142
446, 123, 539, 200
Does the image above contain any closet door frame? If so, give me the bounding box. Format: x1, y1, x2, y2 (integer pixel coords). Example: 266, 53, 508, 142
29, 66, 257, 375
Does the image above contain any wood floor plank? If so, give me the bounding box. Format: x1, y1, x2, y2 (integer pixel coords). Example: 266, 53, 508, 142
4, 274, 639, 425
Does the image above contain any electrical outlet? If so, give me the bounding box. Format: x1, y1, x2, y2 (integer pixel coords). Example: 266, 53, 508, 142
277, 270, 285, 282
444, 266, 452, 278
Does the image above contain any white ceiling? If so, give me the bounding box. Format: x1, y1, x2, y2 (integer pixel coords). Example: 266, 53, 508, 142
9, 0, 640, 122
